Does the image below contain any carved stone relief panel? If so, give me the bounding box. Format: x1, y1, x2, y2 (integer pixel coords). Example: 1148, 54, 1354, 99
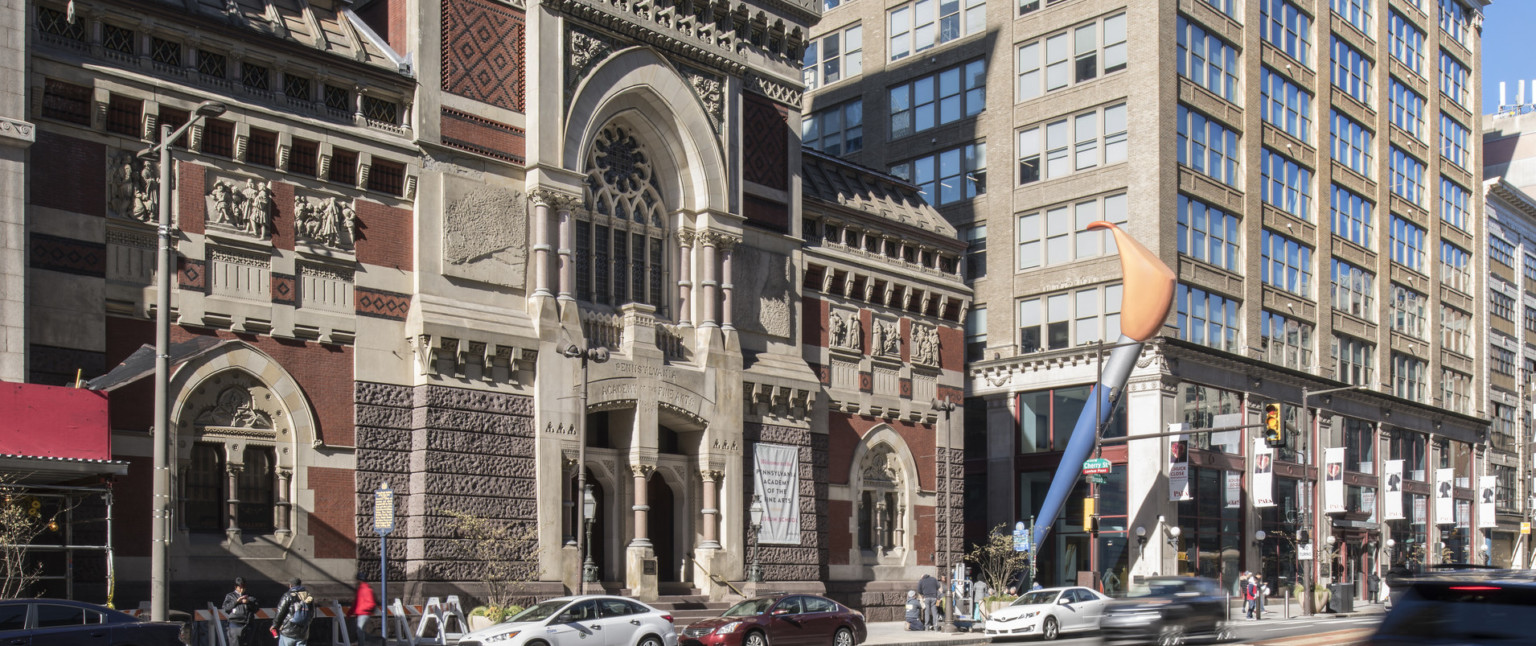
566, 26, 616, 101
182, 370, 287, 439
294, 193, 358, 252
209, 248, 271, 301
107, 150, 157, 223
440, 177, 528, 288
205, 176, 274, 240
731, 246, 794, 339
910, 323, 940, 368
870, 316, 901, 360
828, 306, 862, 353
678, 64, 724, 128
831, 358, 860, 391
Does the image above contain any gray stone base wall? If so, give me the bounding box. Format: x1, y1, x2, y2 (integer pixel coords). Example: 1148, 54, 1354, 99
356, 381, 414, 582
826, 581, 912, 622
744, 422, 828, 582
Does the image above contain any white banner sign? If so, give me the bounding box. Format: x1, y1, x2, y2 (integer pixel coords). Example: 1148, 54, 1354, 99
1226, 471, 1242, 509
1436, 468, 1455, 525
1324, 447, 1345, 514
753, 442, 802, 544
1253, 439, 1275, 508
1383, 460, 1405, 520
1297, 544, 1313, 561
1479, 475, 1498, 529
1413, 495, 1427, 524
1169, 424, 1191, 502
1212, 413, 1243, 454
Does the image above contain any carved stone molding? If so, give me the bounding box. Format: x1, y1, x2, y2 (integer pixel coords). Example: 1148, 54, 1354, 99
0, 116, 36, 146
745, 73, 803, 109
631, 463, 657, 479
675, 229, 696, 246
529, 187, 581, 209
442, 183, 528, 287
566, 26, 616, 95
679, 64, 724, 127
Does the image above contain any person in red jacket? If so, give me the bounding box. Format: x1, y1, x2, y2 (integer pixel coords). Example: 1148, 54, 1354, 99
352, 580, 378, 644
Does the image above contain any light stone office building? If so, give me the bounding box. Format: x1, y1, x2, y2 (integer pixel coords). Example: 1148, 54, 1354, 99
7, 0, 970, 615
802, 0, 1492, 601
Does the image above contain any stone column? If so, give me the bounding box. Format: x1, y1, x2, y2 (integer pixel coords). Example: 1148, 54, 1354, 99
631, 464, 654, 547
275, 467, 293, 536
530, 189, 557, 298
677, 230, 694, 326
225, 463, 243, 539
700, 470, 723, 548
719, 235, 738, 331
558, 198, 576, 302
698, 233, 719, 328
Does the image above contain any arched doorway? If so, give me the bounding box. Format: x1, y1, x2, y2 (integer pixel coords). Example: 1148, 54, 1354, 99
648, 476, 676, 582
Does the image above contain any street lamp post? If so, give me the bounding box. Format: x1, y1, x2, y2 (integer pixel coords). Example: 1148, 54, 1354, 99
144, 100, 226, 623
748, 494, 764, 583
566, 343, 610, 595
932, 398, 958, 632
1298, 384, 1366, 617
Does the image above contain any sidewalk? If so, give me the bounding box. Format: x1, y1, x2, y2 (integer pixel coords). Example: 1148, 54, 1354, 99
1235, 598, 1389, 620
863, 621, 991, 646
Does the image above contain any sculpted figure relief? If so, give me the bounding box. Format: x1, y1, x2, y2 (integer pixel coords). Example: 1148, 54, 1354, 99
912, 325, 940, 367
871, 320, 900, 358
109, 151, 160, 222
830, 310, 863, 351
205, 178, 273, 239
295, 195, 357, 250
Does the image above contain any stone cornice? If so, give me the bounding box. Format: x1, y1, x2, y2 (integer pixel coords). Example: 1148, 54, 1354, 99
0, 117, 36, 147
551, 0, 752, 77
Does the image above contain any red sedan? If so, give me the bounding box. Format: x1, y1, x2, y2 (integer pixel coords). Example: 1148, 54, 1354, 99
681, 595, 867, 646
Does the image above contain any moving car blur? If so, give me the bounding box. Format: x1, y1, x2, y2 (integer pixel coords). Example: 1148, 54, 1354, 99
1369, 568, 1534, 645
1099, 576, 1232, 645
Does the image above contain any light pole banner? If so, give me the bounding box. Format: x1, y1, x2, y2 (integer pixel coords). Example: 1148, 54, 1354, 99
1225, 471, 1241, 509
1436, 468, 1455, 525
753, 442, 802, 544
1383, 459, 1405, 520
1479, 475, 1498, 529
1253, 439, 1275, 508
1324, 447, 1345, 514
1169, 425, 1191, 502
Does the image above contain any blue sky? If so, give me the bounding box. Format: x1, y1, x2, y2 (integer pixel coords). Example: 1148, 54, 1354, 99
1482, 1, 1536, 114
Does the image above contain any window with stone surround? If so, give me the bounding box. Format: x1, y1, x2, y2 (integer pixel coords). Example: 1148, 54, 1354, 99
362, 95, 399, 126
368, 158, 405, 196
1261, 148, 1313, 220
248, 128, 277, 168
1440, 113, 1469, 169
1261, 67, 1312, 143
151, 37, 181, 68
1390, 79, 1426, 141
325, 85, 351, 113
1177, 194, 1241, 271
157, 106, 189, 148
1332, 185, 1374, 249
102, 24, 135, 57
1491, 291, 1514, 321
1330, 36, 1373, 104
1016, 13, 1126, 101
1261, 230, 1313, 298
889, 59, 984, 140
805, 24, 863, 89
1176, 16, 1240, 103
198, 50, 227, 79
1261, 0, 1311, 66
1391, 353, 1427, 402
242, 62, 271, 92
185, 443, 225, 533
1177, 105, 1240, 186
1389, 11, 1424, 75
1332, 334, 1375, 386
284, 74, 312, 101
1017, 193, 1127, 270
1175, 284, 1239, 352
887, 0, 984, 61
106, 94, 143, 137
41, 78, 92, 125
1017, 283, 1122, 352
1261, 310, 1313, 370
1331, 109, 1373, 178
804, 99, 863, 156
290, 138, 319, 177
202, 118, 234, 158
890, 142, 985, 206
237, 446, 276, 532
1331, 259, 1374, 320
1491, 345, 1515, 377
36, 6, 85, 42
329, 148, 358, 185
1333, 0, 1372, 34
1389, 215, 1426, 271
1389, 283, 1427, 340
1490, 235, 1514, 266
1441, 305, 1471, 355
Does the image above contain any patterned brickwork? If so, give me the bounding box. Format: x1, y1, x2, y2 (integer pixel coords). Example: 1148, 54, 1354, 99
32, 131, 104, 216
742, 94, 788, 190
938, 326, 963, 371
441, 108, 526, 164
178, 257, 206, 291
441, 0, 526, 112
271, 181, 295, 251
29, 233, 105, 277
354, 199, 413, 270
271, 272, 296, 305
744, 422, 827, 582
355, 287, 410, 321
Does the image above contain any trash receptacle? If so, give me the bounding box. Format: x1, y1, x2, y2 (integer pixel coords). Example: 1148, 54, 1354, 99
1329, 583, 1355, 613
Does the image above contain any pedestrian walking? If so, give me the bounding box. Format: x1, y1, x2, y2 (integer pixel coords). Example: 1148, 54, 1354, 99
1243, 573, 1258, 620
917, 573, 940, 630
352, 580, 378, 644
220, 577, 259, 646
903, 591, 924, 631
272, 577, 317, 646
970, 577, 991, 621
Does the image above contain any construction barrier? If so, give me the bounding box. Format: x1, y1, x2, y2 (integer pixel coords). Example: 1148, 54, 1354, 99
127, 598, 469, 646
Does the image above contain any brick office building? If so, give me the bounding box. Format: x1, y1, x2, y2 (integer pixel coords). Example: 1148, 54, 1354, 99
8, 0, 969, 616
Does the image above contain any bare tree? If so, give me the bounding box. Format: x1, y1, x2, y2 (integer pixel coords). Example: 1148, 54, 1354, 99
443, 510, 541, 620
1, 478, 75, 599
966, 524, 1029, 599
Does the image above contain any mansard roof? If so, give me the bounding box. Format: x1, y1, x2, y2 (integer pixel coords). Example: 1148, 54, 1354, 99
800, 149, 958, 241
144, 0, 407, 74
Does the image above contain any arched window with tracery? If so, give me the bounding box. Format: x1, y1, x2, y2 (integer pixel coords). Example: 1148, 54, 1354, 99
577, 123, 670, 316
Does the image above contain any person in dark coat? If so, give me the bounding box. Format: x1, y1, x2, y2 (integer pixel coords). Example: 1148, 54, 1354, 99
272, 577, 316, 646
917, 573, 940, 630
220, 577, 259, 646
903, 591, 924, 631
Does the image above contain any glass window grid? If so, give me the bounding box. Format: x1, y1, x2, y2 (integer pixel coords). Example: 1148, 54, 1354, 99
1330, 36, 1373, 104
1017, 284, 1123, 352
1018, 103, 1126, 184
804, 25, 864, 90
1332, 0, 1372, 34
1179, 382, 1244, 453
1439, 241, 1470, 293
36, 6, 86, 42
1390, 283, 1427, 340
1260, 67, 1313, 143
1016, 14, 1126, 101
1261, 148, 1313, 220
1261, 310, 1314, 370
1390, 215, 1426, 271
361, 96, 398, 125
887, 0, 985, 62
965, 307, 987, 361
1331, 184, 1374, 249
1388, 11, 1425, 74
1332, 334, 1376, 386
241, 62, 270, 91
1177, 195, 1242, 272
105, 94, 142, 137
1203, 0, 1240, 19
1389, 79, 1427, 141
1260, 0, 1312, 66
1438, 113, 1469, 169
1491, 291, 1515, 321
1439, 0, 1470, 48
1330, 109, 1374, 178
1331, 259, 1375, 320
1491, 345, 1516, 376
1525, 255, 1536, 282
1177, 105, 1241, 187
1017, 193, 1128, 269
1439, 177, 1468, 231
1342, 415, 1374, 473
889, 59, 984, 139
1261, 230, 1313, 298
804, 99, 864, 156
1439, 50, 1469, 108
1389, 146, 1426, 205
1441, 305, 1471, 355
1390, 430, 1428, 480
197, 50, 226, 78
890, 142, 986, 206
964, 225, 987, 279
1016, 385, 1127, 456
1494, 463, 1517, 511
1490, 235, 1514, 266
1175, 284, 1241, 352
1176, 17, 1241, 103
284, 74, 312, 101
151, 37, 181, 67
324, 85, 351, 112
102, 24, 135, 55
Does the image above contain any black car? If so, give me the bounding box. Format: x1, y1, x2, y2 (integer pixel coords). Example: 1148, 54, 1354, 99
1099, 576, 1232, 646
1369, 568, 1535, 645
0, 598, 184, 646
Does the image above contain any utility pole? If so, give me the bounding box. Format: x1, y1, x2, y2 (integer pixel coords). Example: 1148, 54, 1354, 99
567, 343, 609, 593
1299, 384, 1367, 617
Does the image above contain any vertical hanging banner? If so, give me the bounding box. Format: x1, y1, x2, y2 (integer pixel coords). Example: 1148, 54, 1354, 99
1168, 424, 1191, 502
1479, 475, 1498, 529
1383, 459, 1405, 520
1225, 471, 1242, 509
1253, 439, 1275, 507
753, 442, 802, 544
1324, 447, 1346, 513
1436, 468, 1455, 525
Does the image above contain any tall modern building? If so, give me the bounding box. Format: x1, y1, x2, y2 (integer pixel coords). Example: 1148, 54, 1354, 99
804, 0, 1491, 600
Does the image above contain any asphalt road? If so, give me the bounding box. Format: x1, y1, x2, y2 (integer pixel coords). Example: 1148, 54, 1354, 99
968, 614, 1384, 645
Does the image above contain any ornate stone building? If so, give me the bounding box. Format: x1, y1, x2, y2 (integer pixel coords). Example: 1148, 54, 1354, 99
11, 0, 969, 614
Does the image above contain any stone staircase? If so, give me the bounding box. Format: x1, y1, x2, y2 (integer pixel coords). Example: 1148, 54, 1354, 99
644, 591, 736, 626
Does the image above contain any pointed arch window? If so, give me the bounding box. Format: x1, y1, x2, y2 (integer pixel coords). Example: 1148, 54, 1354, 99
577, 124, 670, 316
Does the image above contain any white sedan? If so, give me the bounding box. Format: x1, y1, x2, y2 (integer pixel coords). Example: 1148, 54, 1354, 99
983, 587, 1110, 641
458, 595, 679, 646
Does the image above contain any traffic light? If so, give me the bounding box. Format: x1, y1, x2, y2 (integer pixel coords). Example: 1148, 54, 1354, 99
1083, 497, 1097, 534
1264, 402, 1285, 448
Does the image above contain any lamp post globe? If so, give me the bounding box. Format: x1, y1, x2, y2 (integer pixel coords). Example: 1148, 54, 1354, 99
748, 494, 764, 583
582, 484, 598, 584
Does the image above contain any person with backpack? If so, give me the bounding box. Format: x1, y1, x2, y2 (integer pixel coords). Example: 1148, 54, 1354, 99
220, 577, 259, 646
272, 577, 316, 646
